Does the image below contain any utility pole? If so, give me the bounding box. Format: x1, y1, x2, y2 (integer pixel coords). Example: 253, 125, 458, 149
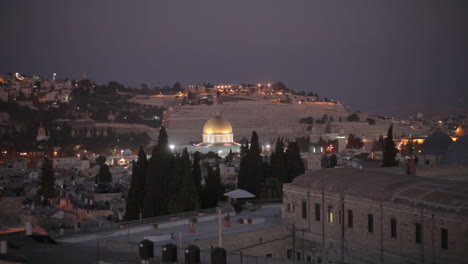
217, 207, 222, 247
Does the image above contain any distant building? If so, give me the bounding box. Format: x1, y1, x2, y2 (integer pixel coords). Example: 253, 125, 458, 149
195, 115, 241, 156
283, 168, 468, 264
419, 132, 453, 165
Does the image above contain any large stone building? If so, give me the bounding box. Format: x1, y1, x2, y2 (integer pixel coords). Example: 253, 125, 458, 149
282, 168, 468, 264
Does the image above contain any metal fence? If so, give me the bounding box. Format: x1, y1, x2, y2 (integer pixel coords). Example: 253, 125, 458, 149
50, 207, 222, 238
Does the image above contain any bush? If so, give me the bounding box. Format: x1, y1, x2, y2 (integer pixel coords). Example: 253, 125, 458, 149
347, 113, 360, 122
299, 116, 314, 124
366, 118, 376, 125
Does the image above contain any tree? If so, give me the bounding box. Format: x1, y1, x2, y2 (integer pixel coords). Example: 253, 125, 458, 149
285, 141, 305, 182
325, 122, 332, 133
271, 82, 289, 92
366, 118, 376, 125
346, 134, 364, 149
169, 148, 200, 213
38, 157, 56, 200
330, 154, 337, 168
347, 113, 360, 122
191, 151, 202, 198
269, 138, 287, 183
238, 131, 264, 196
202, 163, 223, 208
124, 147, 148, 220
299, 116, 314, 124
382, 125, 399, 167
95, 162, 112, 184
143, 126, 174, 217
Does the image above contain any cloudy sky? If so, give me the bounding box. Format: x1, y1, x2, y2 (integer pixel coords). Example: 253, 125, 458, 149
1, 0, 467, 118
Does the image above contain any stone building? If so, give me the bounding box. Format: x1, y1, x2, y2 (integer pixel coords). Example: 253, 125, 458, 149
419, 132, 453, 165
282, 168, 468, 264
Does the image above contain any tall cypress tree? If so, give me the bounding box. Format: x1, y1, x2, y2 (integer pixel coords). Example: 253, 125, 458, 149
143, 126, 173, 217
202, 163, 223, 208
285, 141, 305, 182
169, 148, 200, 213
382, 125, 399, 167
124, 147, 148, 220
191, 151, 202, 198
38, 157, 56, 200
270, 138, 287, 183
238, 131, 264, 196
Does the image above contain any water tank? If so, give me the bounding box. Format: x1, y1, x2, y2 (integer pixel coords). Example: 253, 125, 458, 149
211, 247, 227, 264
162, 243, 177, 262
184, 245, 200, 264
139, 239, 154, 260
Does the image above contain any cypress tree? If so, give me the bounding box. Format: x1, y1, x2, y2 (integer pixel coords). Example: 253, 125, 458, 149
270, 138, 287, 183
169, 148, 200, 213
38, 157, 56, 200
285, 141, 305, 182
95, 158, 112, 185
238, 131, 264, 196
191, 151, 202, 198
143, 126, 173, 217
124, 147, 147, 220
382, 125, 399, 167
202, 163, 223, 208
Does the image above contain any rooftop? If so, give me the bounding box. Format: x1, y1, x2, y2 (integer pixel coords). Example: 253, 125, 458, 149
289, 168, 468, 217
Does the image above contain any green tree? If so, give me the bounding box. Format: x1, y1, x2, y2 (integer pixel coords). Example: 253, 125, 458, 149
382, 125, 399, 167
169, 148, 200, 213
191, 151, 202, 197
38, 157, 56, 200
346, 134, 364, 149
366, 118, 376, 125
95, 163, 112, 183
269, 138, 287, 183
238, 131, 264, 196
124, 147, 148, 220
347, 113, 360, 122
285, 141, 305, 182
143, 126, 174, 217
202, 163, 223, 208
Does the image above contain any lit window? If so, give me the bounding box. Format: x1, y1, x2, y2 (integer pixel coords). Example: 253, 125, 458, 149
328, 206, 333, 223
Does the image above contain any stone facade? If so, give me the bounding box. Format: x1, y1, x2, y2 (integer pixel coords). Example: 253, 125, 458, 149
282, 169, 468, 264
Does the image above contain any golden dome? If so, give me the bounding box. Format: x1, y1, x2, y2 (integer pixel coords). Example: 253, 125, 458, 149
203, 115, 233, 134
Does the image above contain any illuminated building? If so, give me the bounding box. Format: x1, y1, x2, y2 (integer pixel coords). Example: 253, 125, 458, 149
195, 115, 240, 156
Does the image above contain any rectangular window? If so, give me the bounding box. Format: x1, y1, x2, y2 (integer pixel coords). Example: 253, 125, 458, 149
306, 255, 311, 262
286, 249, 293, 259
391, 218, 397, 238
296, 252, 301, 261
368, 214, 374, 233
347, 209, 353, 228
441, 228, 448, 249
415, 223, 422, 244
302, 201, 307, 219
266, 253, 272, 258
328, 206, 333, 223
315, 203, 321, 221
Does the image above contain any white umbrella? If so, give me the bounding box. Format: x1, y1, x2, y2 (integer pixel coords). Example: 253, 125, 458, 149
224, 189, 256, 199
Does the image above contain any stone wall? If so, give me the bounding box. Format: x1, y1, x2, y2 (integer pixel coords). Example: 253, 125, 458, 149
0, 196, 22, 226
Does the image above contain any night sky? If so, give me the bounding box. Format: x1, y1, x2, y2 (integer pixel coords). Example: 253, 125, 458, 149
1, 0, 467, 118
